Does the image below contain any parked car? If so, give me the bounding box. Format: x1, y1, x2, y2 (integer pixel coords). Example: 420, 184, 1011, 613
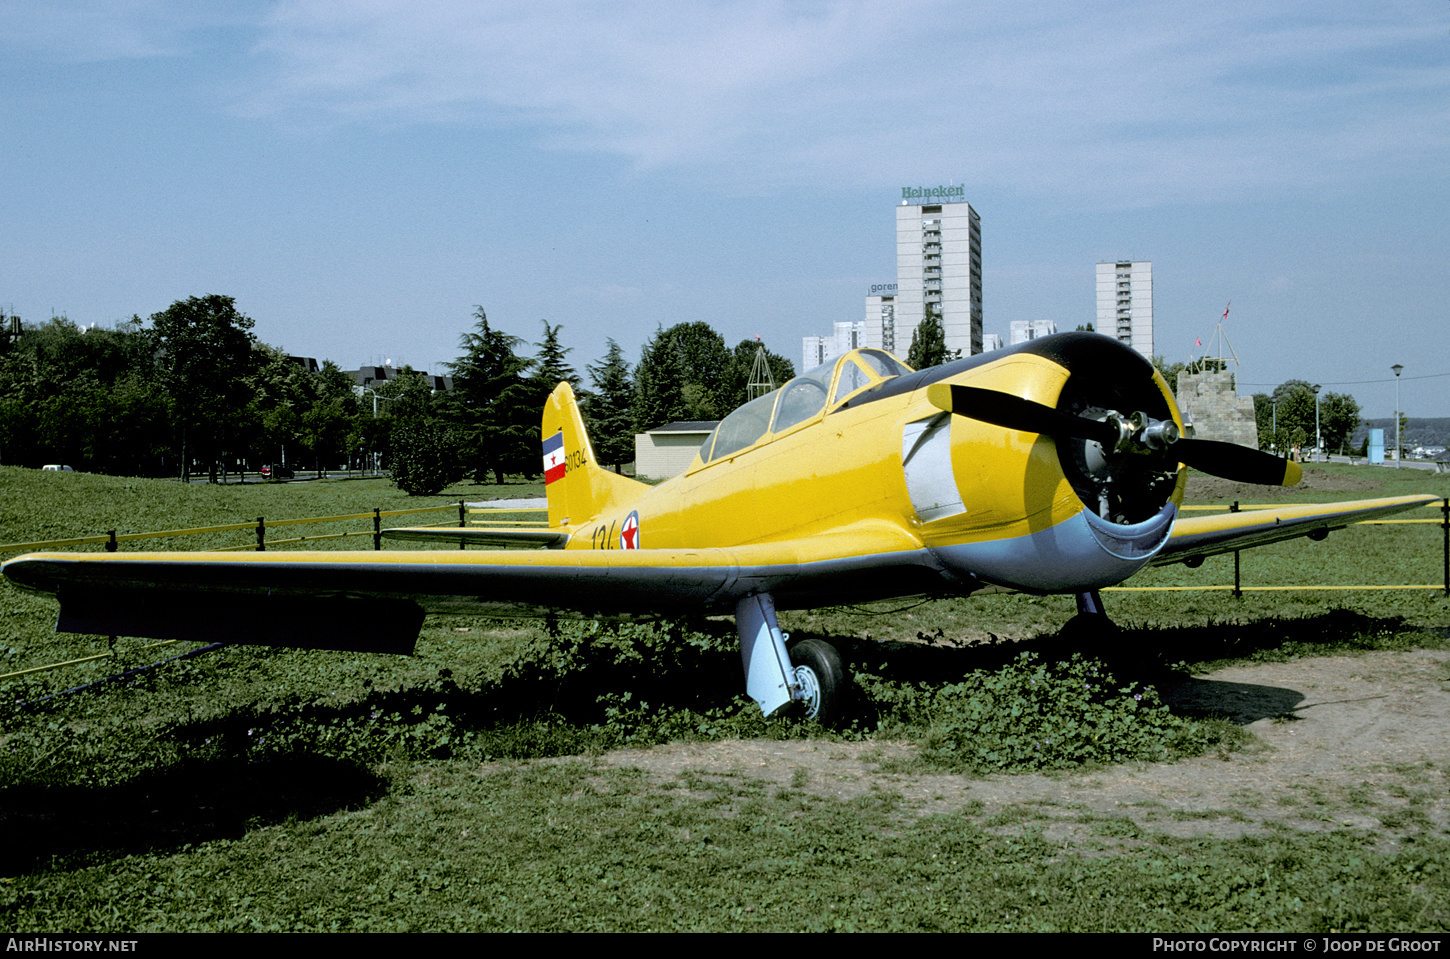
260, 465, 294, 479
41, 464, 73, 472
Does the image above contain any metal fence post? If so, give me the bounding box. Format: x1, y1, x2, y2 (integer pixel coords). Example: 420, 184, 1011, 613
1231, 500, 1242, 599
459, 500, 467, 549
373, 508, 382, 551
106, 530, 117, 552
256, 516, 265, 552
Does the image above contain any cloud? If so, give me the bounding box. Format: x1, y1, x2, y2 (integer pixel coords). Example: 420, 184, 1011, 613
11, 1, 1448, 205
238, 2, 1450, 203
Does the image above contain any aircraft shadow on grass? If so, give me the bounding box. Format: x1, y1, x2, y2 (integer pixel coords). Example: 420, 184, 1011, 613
0, 755, 388, 876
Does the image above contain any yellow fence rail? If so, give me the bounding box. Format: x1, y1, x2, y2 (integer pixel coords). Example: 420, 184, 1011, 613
468, 506, 549, 528
0, 502, 468, 555
1176, 498, 1450, 598
0, 640, 182, 682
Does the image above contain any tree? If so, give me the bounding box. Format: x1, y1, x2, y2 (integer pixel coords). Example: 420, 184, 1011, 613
1253, 383, 1358, 456
1250, 379, 1329, 455
664, 321, 731, 417
447, 307, 531, 484
629, 322, 742, 429
520, 321, 580, 413
585, 338, 635, 472
244, 351, 361, 476
633, 326, 688, 432
246, 345, 310, 471
1253, 393, 1274, 451
299, 360, 360, 475
388, 421, 464, 495
498, 321, 584, 479
374, 366, 437, 423
0, 315, 171, 473
1318, 391, 1362, 455
150, 295, 258, 482
906, 309, 949, 370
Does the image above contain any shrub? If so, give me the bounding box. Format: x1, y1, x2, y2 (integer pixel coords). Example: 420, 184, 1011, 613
917, 651, 1199, 773
388, 422, 464, 495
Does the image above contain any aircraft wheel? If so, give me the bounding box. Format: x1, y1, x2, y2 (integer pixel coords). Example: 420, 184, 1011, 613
790, 639, 847, 725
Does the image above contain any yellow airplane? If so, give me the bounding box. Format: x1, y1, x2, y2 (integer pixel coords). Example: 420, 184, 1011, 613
3, 332, 1436, 723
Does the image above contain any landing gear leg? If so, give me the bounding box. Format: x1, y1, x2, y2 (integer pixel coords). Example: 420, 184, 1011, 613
736, 593, 794, 717
1058, 589, 1121, 648
1076, 589, 1107, 618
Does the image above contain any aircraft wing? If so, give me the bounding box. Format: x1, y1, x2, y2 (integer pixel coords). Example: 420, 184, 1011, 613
1154, 494, 1440, 565
1, 520, 944, 655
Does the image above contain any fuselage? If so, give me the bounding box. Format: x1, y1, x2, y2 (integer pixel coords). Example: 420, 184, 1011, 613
568, 333, 1186, 599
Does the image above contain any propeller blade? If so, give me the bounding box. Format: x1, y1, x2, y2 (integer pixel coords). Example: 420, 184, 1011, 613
926, 383, 1118, 446
1175, 438, 1303, 487
926, 381, 1303, 487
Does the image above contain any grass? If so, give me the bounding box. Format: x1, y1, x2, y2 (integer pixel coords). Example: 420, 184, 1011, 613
2, 462, 1449, 930
2, 761, 1446, 932
0, 466, 543, 550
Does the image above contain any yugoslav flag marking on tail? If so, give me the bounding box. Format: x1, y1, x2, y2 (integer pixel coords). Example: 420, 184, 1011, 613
543, 431, 566, 485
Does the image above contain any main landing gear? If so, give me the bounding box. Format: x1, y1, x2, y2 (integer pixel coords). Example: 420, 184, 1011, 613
735, 593, 847, 725
1057, 589, 1123, 649
735, 589, 1121, 725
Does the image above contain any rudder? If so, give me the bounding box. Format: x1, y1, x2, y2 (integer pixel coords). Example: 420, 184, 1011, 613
541, 382, 647, 529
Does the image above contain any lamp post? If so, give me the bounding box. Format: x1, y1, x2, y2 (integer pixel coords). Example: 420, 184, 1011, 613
1312, 384, 1321, 461
1392, 364, 1404, 468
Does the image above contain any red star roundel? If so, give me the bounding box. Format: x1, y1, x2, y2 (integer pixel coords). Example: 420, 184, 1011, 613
620, 510, 640, 550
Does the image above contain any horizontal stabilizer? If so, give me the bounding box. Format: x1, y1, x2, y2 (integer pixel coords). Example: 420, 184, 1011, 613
382, 527, 568, 548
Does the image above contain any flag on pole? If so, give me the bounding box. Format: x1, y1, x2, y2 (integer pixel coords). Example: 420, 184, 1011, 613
1223, 302, 1230, 321
1195, 337, 1202, 347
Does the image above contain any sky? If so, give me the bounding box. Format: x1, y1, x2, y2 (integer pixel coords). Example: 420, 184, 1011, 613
2, 1, 1448, 418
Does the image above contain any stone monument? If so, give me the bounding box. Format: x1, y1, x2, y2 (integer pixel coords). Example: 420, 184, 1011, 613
1175, 368, 1258, 448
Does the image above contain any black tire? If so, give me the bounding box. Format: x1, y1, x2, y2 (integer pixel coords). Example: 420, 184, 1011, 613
789, 639, 847, 725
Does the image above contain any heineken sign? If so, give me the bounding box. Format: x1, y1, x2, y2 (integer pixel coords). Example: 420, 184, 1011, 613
901, 185, 965, 201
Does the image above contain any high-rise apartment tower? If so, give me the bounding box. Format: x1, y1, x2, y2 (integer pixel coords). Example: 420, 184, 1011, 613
1095, 261, 1153, 358
896, 193, 982, 360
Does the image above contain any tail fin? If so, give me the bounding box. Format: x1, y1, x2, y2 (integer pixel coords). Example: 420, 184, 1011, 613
541, 382, 647, 529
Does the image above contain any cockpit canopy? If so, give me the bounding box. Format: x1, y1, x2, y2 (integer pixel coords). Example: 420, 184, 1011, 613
698, 349, 913, 464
